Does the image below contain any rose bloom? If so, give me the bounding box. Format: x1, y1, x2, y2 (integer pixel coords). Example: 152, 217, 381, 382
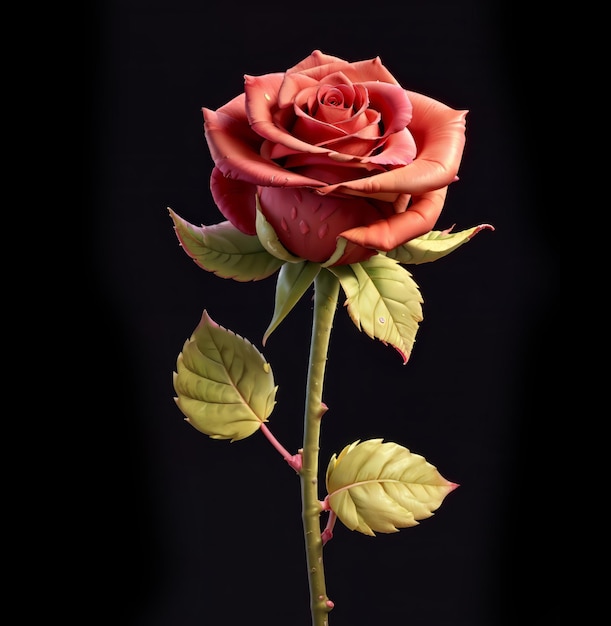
203, 50, 468, 266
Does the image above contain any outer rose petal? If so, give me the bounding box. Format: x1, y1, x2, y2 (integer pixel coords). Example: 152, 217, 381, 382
286, 50, 347, 73
203, 103, 323, 188
363, 128, 417, 167
210, 167, 258, 235
257, 186, 391, 263
331, 240, 378, 266
285, 50, 401, 86
316, 92, 467, 198
339, 187, 448, 251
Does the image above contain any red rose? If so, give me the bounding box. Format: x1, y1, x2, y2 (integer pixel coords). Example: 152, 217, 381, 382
203, 50, 467, 266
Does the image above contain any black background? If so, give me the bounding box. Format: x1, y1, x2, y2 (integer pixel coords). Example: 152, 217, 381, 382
85, 1, 560, 624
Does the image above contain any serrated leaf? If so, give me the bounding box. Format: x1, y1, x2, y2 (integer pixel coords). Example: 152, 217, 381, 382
173, 310, 278, 441
169, 208, 284, 281
386, 224, 494, 265
325, 439, 457, 536
329, 256, 423, 363
263, 261, 321, 345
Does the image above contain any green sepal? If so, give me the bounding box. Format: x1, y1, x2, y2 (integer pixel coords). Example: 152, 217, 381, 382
263, 261, 321, 345
173, 310, 278, 441
329, 255, 423, 363
325, 439, 457, 536
254, 196, 304, 263
320, 237, 348, 267
169, 208, 284, 281
386, 224, 494, 265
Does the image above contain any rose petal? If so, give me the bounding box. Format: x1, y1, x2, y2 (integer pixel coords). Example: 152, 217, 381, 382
284, 161, 378, 185
330, 240, 378, 266
292, 111, 381, 152
276, 72, 320, 109
243, 71, 284, 121
362, 81, 413, 135
291, 106, 349, 144
339, 187, 449, 251
209, 166, 258, 235
203, 94, 256, 161
287, 51, 401, 86
278, 71, 353, 109
328, 108, 379, 139
250, 118, 336, 158
316, 93, 467, 197
393, 193, 411, 213
258, 186, 390, 262
245, 73, 334, 158
203, 105, 323, 188
286, 50, 347, 73
363, 128, 417, 166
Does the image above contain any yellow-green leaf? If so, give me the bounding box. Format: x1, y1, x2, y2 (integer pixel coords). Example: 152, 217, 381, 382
325, 439, 457, 536
263, 261, 321, 345
169, 208, 284, 281
329, 256, 423, 363
173, 310, 278, 441
386, 224, 494, 265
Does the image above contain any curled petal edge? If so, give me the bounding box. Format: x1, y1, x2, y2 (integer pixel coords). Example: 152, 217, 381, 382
316, 94, 468, 198
339, 188, 448, 251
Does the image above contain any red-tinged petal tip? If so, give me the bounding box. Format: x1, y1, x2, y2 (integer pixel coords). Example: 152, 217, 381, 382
449, 482, 460, 491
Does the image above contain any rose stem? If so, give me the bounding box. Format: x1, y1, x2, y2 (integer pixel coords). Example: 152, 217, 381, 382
301, 269, 339, 626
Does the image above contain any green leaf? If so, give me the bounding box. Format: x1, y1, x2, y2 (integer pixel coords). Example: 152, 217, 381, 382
325, 439, 458, 536
263, 261, 321, 345
169, 208, 284, 281
329, 256, 423, 363
173, 310, 278, 441
386, 224, 494, 265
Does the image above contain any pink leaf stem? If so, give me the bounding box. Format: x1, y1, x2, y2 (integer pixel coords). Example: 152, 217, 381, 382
259, 423, 303, 472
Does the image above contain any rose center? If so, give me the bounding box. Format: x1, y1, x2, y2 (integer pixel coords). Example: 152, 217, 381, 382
322, 88, 345, 107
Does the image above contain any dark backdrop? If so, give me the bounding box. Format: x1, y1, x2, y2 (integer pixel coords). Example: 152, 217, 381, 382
85, 1, 558, 624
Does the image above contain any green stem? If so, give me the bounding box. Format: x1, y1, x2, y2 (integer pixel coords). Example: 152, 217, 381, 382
300, 269, 340, 626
